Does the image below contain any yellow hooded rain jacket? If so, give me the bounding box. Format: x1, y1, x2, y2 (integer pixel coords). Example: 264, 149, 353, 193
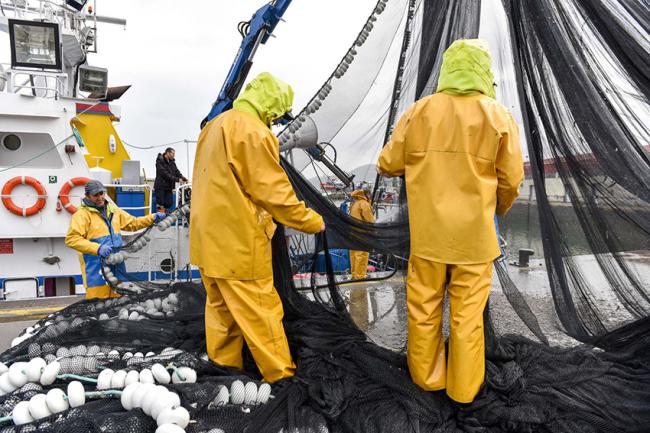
65, 202, 154, 298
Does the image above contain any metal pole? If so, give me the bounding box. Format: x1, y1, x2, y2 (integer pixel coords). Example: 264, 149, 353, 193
185, 140, 190, 178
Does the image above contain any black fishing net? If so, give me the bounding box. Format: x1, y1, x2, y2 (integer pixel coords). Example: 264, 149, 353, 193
2, 0, 650, 431
98, 204, 192, 295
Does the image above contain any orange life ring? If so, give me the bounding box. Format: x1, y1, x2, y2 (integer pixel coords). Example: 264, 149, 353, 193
1, 176, 48, 217
59, 177, 91, 214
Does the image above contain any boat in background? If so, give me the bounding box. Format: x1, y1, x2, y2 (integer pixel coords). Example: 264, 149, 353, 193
0, 0, 196, 300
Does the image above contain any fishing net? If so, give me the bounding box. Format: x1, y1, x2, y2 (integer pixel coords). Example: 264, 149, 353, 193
1, 0, 650, 431
98, 204, 192, 294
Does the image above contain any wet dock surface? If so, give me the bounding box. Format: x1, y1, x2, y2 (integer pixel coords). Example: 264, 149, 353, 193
0, 296, 80, 351
336, 253, 650, 350
1, 251, 648, 353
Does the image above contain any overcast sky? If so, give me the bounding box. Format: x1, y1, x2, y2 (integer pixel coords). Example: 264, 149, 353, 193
87, 0, 376, 178
0, 0, 538, 180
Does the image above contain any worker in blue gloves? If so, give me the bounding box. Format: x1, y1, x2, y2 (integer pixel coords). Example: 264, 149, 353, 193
65, 180, 166, 299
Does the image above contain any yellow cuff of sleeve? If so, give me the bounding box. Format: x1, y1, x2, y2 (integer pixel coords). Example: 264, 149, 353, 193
303, 213, 324, 234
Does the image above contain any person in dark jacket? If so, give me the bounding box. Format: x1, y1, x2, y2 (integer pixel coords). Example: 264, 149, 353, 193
154, 147, 187, 212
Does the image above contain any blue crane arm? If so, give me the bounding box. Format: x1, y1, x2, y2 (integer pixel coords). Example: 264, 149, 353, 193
201, 0, 293, 128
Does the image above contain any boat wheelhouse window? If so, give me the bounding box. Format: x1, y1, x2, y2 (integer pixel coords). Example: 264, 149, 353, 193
3, 134, 21, 151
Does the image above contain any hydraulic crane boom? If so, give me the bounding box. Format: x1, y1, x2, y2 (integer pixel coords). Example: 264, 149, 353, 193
201, 0, 355, 188
201, 0, 293, 128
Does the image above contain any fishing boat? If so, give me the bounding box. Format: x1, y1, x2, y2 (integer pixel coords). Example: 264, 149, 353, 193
0, 1, 646, 431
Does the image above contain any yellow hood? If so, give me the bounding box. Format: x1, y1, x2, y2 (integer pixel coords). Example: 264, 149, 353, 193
436, 39, 496, 99
233, 72, 294, 127
351, 190, 369, 202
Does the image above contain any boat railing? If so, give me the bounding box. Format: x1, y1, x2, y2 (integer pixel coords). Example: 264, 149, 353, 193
5, 69, 69, 98
172, 182, 192, 282
103, 183, 153, 216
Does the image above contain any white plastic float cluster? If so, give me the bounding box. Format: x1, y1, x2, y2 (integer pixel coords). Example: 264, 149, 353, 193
104, 232, 153, 267
121, 382, 190, 433
0, 359, 55, 397
8, 380, 191, 433
10, 314, 89, 348
9, 292, 179, 348
212, 380, 271, 407
102, 205, 190, 287
2, 345, 193, 382
96, 363, 197, 389
10, 381, 93, 425
0, 357, 195, 431
10, 324, 41, 348
158, 204, 190, 232
0, 358, 272, 431
106, 293, 179, 321
0, 356, 197, 393
279, 0, 388, 148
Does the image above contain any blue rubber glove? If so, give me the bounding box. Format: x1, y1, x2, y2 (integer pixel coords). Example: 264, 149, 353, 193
98, 244, 112, 258
154, 212, 167, 223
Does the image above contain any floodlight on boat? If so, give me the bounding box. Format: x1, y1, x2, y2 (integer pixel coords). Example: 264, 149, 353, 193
78, 65, 108, 95
9, 19, 62, 70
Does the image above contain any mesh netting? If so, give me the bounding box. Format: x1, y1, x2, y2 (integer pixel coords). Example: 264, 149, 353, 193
2, 0, 650, 431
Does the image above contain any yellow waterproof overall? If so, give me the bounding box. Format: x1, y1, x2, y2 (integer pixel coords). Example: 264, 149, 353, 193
377, 40, 523, 402
191, 72, 323, 382
349, 190, 375, 279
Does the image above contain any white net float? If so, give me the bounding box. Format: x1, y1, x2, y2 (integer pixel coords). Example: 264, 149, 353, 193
155, 424, 185, 433
67, 381, 85, 408
8, 363, 28, 388
0, 373, 17, 395
151, 392, 178, 420
131, 383, 156, 409
142, 385, 166, 416
96, 369, 114, 390
243, 382, 257, 405
156, 406, 190, 428
11, 401, 34, 425
45, 388, 69, 413
256, 383, 272, 405
120, 382, 141, 411
39, 361, 60, 386
25, 358, 46, 382
229, 380, 245, 405
151, 364, 170, 384
124, 370, 140, 386
139, 368, 155, 384
110, 370, 127, 389
213, 385, 229, 406
28, 394, 52, 420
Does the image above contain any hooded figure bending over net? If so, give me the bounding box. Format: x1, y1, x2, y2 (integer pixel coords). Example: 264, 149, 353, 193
377, 39, 524, 403
190, 72, 325, 383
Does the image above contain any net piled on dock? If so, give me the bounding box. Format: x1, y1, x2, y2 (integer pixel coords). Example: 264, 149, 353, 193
1, 0, 649, 431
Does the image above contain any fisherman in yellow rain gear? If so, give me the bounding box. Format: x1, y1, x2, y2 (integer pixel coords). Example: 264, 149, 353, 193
65, 180, 166, 299
377, 39, 524, 403
190, 72, 325, 383
349, 187, 375, 279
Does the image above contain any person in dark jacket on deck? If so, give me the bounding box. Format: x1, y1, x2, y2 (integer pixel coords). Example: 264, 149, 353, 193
154, 147, 187, 212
